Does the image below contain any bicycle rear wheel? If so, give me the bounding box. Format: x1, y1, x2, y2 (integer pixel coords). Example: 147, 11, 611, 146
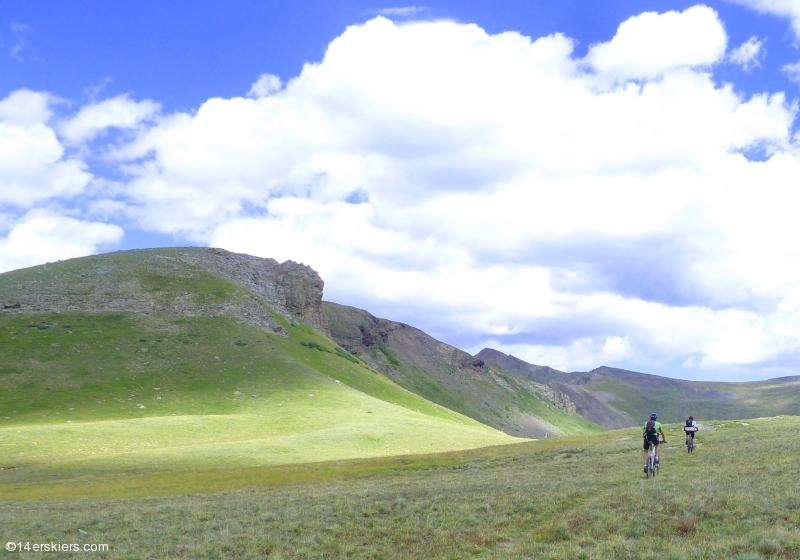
688, 434, 694, 453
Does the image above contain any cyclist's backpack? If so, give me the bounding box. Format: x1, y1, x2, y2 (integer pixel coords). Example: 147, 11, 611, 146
645, 420, 656, 435
685, 418, 693, 428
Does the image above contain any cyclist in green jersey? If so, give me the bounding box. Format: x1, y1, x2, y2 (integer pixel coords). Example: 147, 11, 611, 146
643, 412, 666, 473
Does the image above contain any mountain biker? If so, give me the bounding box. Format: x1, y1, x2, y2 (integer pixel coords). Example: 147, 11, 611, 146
643, 413, 666, 473
684, 415, 698, 447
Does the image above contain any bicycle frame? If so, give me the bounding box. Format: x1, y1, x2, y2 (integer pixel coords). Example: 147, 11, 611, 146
646, 442, 658, 478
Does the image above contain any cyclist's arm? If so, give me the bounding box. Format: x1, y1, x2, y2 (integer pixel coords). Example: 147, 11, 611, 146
658, 427, 666, 442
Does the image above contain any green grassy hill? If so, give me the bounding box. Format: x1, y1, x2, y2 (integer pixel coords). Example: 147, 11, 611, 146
0, 310, 519, 484
0, 252, 522, 488
4, 415, 799, 559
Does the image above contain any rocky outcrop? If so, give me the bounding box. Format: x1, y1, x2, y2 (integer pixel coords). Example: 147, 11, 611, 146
189, 248, 329, 334
325, 302, 389, 355
324, 302, 483, 373
0, 247, 329, 337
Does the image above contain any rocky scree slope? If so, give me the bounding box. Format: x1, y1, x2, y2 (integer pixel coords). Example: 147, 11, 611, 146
1, 247, 329, 336
324, 302, 602, 438
475, 349, 636, 429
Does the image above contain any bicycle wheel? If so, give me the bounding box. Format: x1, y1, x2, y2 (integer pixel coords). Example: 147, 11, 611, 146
688, 434, 694, 453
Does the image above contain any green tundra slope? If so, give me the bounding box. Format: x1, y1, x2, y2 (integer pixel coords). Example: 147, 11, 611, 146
0, 253, 520, 488
324, 302, 603, 438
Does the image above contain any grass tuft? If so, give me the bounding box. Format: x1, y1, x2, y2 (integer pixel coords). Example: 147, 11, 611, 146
27, 322, 55, 330
301, 340, 331, 353
335, 347, 359, 363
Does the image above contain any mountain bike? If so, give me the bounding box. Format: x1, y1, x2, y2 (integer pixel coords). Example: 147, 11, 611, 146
645, 439, 664, 478
686, 431, 695, 453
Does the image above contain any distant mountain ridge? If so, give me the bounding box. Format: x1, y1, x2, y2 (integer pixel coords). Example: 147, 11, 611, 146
477, 350, 800, 428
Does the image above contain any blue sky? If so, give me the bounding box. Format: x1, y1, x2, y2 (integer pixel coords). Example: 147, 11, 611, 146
2, 1, 800, 380
2, 1, 798, 109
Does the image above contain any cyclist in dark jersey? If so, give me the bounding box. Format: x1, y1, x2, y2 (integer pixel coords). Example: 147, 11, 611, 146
643, 412, 666, 473
684, 415, 698, 447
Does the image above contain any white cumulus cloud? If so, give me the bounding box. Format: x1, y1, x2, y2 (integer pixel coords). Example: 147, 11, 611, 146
784, 60, 800, 84
583, 6, 727, 82
729, 36, 764, 70
0, 211, 123, 273
5, 9, 800, 380
724, 0, 800, 38
0, 90, 92, 207
0, 89, 53, 125
247, 74, 283, 98
58, 94, 160, 145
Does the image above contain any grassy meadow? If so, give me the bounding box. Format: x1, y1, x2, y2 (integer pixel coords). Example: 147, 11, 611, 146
3, 416, 799, 559
5, 252, 798, 559
0, 309, 520, 489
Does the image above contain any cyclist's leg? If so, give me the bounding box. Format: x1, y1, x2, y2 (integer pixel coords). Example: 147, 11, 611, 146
654, 442, 660, 463
643, 439, 650, 469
